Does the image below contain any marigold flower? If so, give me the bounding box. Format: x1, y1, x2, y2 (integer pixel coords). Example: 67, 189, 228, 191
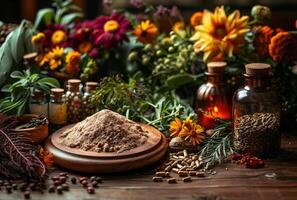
191, 6, 249, 62
169, 118, 182, 137
31, 32, 45, 45
172, 21, 185, 33
254, 26, 275, 57
36, 54, 49, 67
179, 119, 205, 146
46, 46, 64, 70
190, 12, 203, 27
51, 30, 66, 45
79, 41, 93, 53
269, 31, 297, 63
39, 147, 54, 168
134, 20, 158, 44
66, 51, 81, 74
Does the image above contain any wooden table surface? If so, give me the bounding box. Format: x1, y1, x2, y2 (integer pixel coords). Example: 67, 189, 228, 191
1, 135, 297, 200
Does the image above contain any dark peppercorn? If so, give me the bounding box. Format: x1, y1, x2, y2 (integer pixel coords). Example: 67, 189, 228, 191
91, 181, 98, 188
71, 177, 77, 184
62, 183, 69, 191
57, 186, 63, 194
29, 183, 36, 191
12, 183, 18, 190
6, 185, 12, 193
60, 176, 67, 183
87, 186, 94, 194
24, 191, 30, 199
48, 185, 55, 193
20, 183, 27, 192
0, 180, 3, 186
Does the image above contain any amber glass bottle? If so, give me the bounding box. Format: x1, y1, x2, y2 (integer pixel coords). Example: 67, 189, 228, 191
195, 62, 232, 129
233, 63, 281, 158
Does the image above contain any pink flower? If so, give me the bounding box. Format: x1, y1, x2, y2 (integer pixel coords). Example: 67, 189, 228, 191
92, 13, 132, 49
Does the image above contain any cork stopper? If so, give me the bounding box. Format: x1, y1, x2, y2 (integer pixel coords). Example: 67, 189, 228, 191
23, 52, 38, 61
207, 62, 226, 74
245, 63, 271, 76
68, 79, 81, 92
86, 82, 98, 92
51, 88, 64, 101
32, 89, 44, 101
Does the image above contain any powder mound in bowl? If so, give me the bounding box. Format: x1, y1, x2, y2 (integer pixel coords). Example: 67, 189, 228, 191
59, 109, 149, 153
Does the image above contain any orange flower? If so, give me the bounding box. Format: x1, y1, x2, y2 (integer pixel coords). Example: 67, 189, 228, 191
254, 26, 275, 57
79, 41, 93, 53
134, 20, 158, 44
51, 30, 66, 45
269, 31, 297, 63
190, 12, 203, 27
173, 21, 185, 32
36, 54, 49, 67
39, 148, 54, 168
66, 51, 81, 74
179, 119, 205, 146
46, 46, 64, 70
169, 118, 182, 137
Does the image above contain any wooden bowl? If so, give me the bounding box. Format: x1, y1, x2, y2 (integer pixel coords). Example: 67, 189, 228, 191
45, 123, 168, 173
13, 114, 49, 144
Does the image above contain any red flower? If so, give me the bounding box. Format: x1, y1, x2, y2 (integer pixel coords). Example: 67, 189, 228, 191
253, 26, 275, 57
92, 13, 132, 49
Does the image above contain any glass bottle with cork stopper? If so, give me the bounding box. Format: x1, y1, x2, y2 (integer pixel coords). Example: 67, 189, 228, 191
49, 88, 67, 129
29, 89, 48, 118
195, 62, 232, 129
233, 63, 281, 158
83, 82, 98, 118
65, 79, 83, 123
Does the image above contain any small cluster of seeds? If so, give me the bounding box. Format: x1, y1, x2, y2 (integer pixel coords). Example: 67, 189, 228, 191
152, 150, 217, 183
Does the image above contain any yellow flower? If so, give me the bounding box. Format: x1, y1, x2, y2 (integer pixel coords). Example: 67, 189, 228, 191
79, 41, 93, 53
169, 118, 182, 137
134, 20, 158, 44
65, 51, 81, 74
31, 32, 45, 45
36, 54, 49, 67
51, 30, 66, 45
104, 20, 120, 32
190, 12, 203, 28
46, 46, 64, 70
173, 21, 185, 33
179, 119, 205, 146
191, 6, 249, 62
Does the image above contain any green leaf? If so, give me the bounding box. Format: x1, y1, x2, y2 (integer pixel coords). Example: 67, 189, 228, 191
1, 84, 11, 92
34, 8, 54, 29
60, 12, 83, 25
37, 77, 60, 88
10, 71, 24, 79
165, 73, 196, 89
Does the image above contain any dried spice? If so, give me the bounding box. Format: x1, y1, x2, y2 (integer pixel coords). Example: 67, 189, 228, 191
231, 153, 265, 169
233, 113, 280, 157
60, 109, 149, 153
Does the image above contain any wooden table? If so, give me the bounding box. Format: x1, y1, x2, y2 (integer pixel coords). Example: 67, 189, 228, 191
1, 135, 297, 200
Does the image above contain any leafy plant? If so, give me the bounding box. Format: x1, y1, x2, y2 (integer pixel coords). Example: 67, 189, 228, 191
0, 116, 46, 179
0, 20, 36, 87
91, 75, 150, 121
198, 119, 234, 169
0, 70, 60, 115
34, 0, 83, 29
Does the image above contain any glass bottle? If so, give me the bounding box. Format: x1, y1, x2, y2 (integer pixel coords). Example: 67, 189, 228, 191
49, 88, 67, 128
233, 63, 281, 158
29, 89, 48, 118
65, 79, 83, 123
195, 62, 232, 129
82, 82, 98, 118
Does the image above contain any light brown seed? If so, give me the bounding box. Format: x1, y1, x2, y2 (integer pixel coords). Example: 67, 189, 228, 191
155, 172, 166, 177
176, 152, 183, 156
165, 172, 170, 177
172, 168, 179, 173
173, 155, 179, 159
186, 167, 194, 171
196, 172, 205, 177
165, 166, 172, 172
152, 177, 163, 182
177, 164, 183, 169
178, 171, 188, 177
167, 178, 177, 184
182, 176, 192, 182
171, 160, 180, 167
183, 149, 188, 157
178, 156, 185, 159
189, 171, 197, 176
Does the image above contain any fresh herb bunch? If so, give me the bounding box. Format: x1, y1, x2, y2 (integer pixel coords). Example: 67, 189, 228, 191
198, 119, 234, 169
0, 70, 60, 115
0, 115, 46, 179
142, 93, 196, 136
91, 75, 151, 121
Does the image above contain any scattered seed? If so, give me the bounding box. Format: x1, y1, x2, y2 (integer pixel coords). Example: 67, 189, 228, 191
6, 185, 12, 193
172, 168, 179, 173
152, 177, 163, 182
48, 185, 55, 193
62, 183, 69, 191
95, 177, 102, 183
189, 171, 197, 176
196, 172, 205, 177
155, 172, 166, 177
164, 165, 172, 172
24, 191, 30, 199
12, 183, 17, 190
82, 180, 88, 187
71, 177, 77, 184
178, 171, 188, 177
183, 149, 188, 157
87, 186, 95, 194
182, 176, 192, 182
91, 181, 98, 188
57, 186, 63, 194
167, 178, 177, 184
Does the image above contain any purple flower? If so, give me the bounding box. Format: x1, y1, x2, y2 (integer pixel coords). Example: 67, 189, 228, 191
92, 13, 132, 49
130, 0, 144, 9
154, 5, 170, 18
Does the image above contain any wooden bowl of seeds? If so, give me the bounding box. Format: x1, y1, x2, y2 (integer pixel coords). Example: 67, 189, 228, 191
12, 114, 49, 144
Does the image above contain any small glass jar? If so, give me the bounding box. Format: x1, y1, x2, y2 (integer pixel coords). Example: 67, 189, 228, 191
29, 89, 48, 118
233, 63, 281, 158
195, 62, 232, 129
65, 79, 83, 123
82, 82, 98, 118
49, 88, 67, 126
